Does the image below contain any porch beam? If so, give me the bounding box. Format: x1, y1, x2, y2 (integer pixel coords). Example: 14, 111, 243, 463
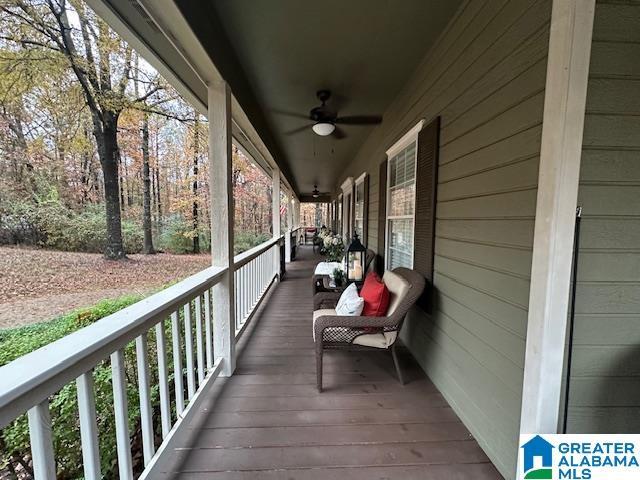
519, 0, 595, 437
209, 79, 236, 377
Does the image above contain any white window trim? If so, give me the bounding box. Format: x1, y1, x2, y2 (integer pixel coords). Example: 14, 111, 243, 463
354, 173, 367, 237
340, 176, 354, 194
384, 120, 424, 270
343, 190, 352, 240
340, 178, 354, 239
337, 193, 343, 234
385, 119, 425, 159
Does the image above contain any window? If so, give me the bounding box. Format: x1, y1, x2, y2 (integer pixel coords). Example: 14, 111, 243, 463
343, 191, 352, 239
354, 173, 367, 239
337, 194, 343, 235
341, 177, 354, 240
331, 200, 336, 230
385, 121, 424, 270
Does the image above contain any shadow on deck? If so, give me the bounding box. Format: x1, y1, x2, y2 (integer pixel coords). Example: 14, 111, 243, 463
158, 246, 503, 479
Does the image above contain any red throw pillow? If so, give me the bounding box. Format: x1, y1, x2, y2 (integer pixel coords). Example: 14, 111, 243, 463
360, 272, 390, 316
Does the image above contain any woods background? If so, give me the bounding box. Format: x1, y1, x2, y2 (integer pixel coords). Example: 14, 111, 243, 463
0, 0, 280, 259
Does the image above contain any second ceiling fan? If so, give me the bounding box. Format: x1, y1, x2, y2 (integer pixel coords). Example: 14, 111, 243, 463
282, 90, 383, 139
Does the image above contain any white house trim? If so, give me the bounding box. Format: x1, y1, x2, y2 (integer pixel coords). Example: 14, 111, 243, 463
519, 0, 595, 443
385, 119, 425, 159
340, 177, 354, 194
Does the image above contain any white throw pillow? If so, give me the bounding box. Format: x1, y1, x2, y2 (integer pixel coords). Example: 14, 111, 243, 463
335, 283, 364, 316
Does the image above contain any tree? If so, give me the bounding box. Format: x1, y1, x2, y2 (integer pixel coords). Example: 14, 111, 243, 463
0, 0, 276, 259
141, 113, 154, 253
0, 0, 162, 258
191, 114, 200, 254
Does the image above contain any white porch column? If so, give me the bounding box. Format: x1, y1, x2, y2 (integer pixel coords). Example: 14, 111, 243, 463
272, 168, 281, 278
519, 0, 595, 437
208, 80, 236, 377
295, 199, 300, 230
294, 199, 300, 241
285, 194, 293, 263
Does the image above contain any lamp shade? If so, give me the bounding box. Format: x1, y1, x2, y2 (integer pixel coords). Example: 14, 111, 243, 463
312, 122, 335, 136
346, 233, 366, 283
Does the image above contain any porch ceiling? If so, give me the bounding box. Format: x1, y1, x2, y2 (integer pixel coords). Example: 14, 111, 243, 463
175, 0, 461, 196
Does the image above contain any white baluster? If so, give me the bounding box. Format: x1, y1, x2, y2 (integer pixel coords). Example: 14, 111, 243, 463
234, 269, 240, 331
155, 321, 171, 438
244, 265, 249, 321
76, 372, 101, 479
195, 295, 205, 385
250, 261, 255, 310
204, 289, 213, 370
184, 302, 196, 399
136, 334, 155, 465
242, 267, 245, 324
171, 311, 185, 415
249, 260, 258, 311
245, 263, 250, 315
27, 401, 56, 480
111, 349, 133, 479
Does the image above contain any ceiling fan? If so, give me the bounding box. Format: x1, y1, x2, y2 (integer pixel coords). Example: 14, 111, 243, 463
310, 184, 331, 198
279, 90, 382, 139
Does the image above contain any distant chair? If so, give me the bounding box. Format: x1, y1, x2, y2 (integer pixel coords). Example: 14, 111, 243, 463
312, 267, 426, 392
304, 227, 317, 245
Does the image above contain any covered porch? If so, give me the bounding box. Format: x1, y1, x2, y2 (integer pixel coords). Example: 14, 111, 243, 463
1, 0, 637, 479
157, 246, 500, 479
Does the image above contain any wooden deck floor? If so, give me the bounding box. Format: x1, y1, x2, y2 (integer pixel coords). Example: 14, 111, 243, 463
160, 246, 503, 479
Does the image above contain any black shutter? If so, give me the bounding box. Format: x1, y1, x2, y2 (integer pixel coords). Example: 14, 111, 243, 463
414, 117, 440, 311
376, 159, 387, 275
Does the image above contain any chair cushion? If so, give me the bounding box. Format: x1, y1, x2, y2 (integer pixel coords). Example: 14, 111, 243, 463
360, 272, 390, 316
335, 283, 364, 316
312, 308, 398, 348
383, 271, 411, 315
353, 332, 391, 348
312, 308, 336, 341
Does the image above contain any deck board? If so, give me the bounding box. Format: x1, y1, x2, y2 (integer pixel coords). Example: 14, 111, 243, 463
161, 246, 503, 479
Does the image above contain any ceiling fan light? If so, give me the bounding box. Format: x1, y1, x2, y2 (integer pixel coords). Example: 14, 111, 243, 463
312, 122, 335, 136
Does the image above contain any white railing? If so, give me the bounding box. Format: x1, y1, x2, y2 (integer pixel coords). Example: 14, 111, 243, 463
233, 238, 280, 336
0, 236, 282, 479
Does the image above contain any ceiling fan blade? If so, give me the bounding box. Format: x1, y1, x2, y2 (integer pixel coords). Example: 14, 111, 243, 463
335, 115, 383, 125
272, 108, 310, 120
332, 126, 347, 139
284, 124, 312, 136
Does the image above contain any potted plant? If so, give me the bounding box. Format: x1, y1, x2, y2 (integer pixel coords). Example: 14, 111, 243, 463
331, 267, 345, 287
323, 234, 345, 262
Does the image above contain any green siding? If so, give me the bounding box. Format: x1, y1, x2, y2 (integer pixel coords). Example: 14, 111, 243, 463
333, 0, 551, 477
568, 0, 640, 434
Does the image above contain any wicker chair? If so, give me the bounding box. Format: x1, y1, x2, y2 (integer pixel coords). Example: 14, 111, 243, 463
304, 227, 317, 245
312, 268, 426, 392
311, 248, 375, 295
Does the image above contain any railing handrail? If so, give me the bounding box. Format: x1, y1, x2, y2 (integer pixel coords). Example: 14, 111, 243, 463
233, 235, 281, 270
0, 265, 226, 428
